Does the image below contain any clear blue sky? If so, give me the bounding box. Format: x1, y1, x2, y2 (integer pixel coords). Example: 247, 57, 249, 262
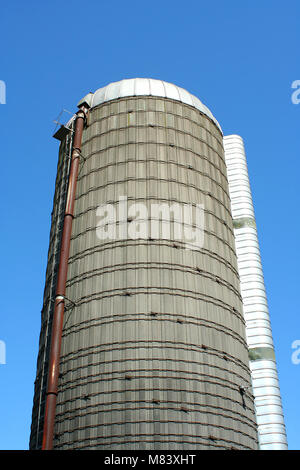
0, 0, 299, 450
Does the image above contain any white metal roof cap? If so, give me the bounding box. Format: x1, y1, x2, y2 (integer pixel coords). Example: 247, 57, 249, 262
78, 78, 222, 132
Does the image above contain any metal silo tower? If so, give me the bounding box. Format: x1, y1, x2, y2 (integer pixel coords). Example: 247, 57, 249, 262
30, 78, 259, 450
223, 135, 288, 449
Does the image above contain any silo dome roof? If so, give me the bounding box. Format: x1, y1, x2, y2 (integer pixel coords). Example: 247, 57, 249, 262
78, 78, 222, 132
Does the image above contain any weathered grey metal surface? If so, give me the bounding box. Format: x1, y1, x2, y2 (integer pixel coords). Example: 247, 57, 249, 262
223, 134, 288, 450
45, 95, 258, 449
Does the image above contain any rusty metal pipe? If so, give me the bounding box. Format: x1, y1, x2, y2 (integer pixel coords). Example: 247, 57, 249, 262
42, 106, 87, 450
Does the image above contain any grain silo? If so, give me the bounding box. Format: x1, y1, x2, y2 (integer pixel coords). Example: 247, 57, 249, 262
30, 78, 259, 450
224, 135, 288, 449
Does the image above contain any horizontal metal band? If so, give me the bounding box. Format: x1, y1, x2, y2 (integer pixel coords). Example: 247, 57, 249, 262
87, 107, 222, 143
76, 158, 230, 200
233, 217, 257, 230
54, 434, 256, 451
249, 347, 276, 362
80, 140, 228, 180
74, 175, 232, 218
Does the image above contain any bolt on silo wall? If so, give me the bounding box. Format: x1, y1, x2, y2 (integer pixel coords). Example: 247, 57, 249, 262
35, 96, 258, 449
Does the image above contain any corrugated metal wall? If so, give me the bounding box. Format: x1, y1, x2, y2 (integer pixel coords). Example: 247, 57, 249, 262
44, 97, 258, 449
